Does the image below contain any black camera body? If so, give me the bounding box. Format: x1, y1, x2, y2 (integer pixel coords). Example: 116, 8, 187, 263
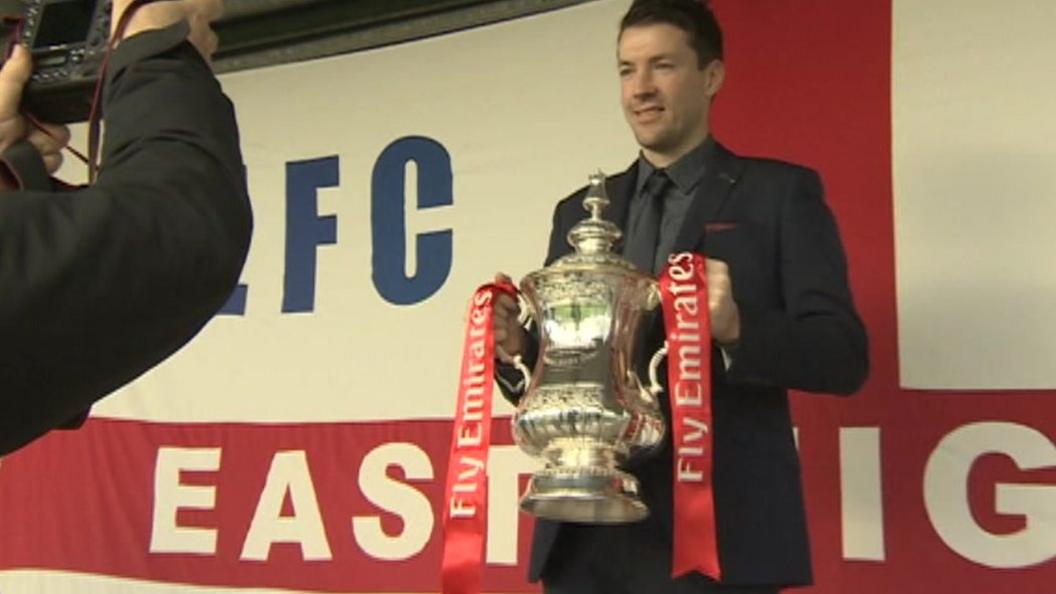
21, 0, 112, 123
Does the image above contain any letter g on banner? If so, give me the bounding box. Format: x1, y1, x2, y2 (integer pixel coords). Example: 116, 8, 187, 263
372, 136, 454, 305
924, 422, 1056, 568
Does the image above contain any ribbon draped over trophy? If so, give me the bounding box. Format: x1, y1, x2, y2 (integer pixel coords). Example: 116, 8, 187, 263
441, 173, 720, 594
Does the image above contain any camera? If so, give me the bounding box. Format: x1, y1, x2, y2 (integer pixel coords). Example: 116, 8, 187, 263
15, 0, 112, 123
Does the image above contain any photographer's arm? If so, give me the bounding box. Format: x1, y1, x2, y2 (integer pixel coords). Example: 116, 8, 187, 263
0, 10, 251, 455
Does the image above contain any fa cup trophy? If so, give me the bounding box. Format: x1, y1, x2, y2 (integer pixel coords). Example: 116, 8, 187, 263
507, 172, 668, 523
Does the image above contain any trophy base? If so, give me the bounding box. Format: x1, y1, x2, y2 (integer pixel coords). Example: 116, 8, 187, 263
519, 467, 649, 523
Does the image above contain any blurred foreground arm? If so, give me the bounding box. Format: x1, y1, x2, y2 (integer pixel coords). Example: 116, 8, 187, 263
0, 0, 252, 454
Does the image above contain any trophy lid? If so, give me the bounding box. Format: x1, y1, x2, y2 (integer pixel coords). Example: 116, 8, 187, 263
565, 171, 628, 263
522, 170, 648, 296
520, 170, 659, 317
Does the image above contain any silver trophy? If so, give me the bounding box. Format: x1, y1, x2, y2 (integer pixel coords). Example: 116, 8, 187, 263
507, 172, 668, 523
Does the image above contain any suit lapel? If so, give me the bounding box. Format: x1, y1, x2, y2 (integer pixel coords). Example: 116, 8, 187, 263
603, 161, 637, 232
671, 142, 744, 255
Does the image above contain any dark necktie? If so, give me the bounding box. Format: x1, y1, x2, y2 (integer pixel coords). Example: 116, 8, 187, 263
624, 169, 671, 274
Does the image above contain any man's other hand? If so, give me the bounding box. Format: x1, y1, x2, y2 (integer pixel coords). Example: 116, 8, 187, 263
705, 258, 740, 345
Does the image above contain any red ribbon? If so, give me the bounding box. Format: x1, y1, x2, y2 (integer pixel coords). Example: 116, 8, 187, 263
659, 253, 722, 580
441, 282, 516, 594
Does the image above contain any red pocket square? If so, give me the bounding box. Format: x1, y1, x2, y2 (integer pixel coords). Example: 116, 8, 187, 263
704, 222, 738, 232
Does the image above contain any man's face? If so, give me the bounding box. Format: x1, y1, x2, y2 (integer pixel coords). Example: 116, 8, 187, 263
618, 23, 723, 165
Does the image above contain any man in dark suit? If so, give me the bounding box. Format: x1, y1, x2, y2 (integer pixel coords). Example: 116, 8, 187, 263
0, 0, 251, 455
493, 1, 868, 592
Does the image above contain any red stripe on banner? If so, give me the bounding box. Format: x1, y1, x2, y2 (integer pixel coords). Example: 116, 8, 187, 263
0, 418, 538, 593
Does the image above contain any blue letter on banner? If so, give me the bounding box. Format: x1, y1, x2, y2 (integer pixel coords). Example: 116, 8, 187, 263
283, 156, 340, 313
371, 137, 453, 305
219, 284, 248, 315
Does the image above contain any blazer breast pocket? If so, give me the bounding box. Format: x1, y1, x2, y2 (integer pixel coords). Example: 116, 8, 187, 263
700, 221, 744, 262
704, 222, 739, 233
699, 221, 768, 300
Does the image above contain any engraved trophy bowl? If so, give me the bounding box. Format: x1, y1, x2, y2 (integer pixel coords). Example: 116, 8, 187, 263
509, 172, 667, 523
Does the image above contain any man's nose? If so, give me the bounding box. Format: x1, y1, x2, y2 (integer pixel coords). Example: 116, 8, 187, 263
631, 70, 657, 97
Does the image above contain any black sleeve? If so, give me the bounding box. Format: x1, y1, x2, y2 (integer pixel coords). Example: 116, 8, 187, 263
0, 24, 253, 455
726, 169, 868, 395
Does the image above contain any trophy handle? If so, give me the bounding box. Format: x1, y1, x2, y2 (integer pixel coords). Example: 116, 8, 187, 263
642, 340, 667, 395
507, 352, 532, 389
516, 292, 533, 329
496, 344, 532, 389
646, 341, 669, 396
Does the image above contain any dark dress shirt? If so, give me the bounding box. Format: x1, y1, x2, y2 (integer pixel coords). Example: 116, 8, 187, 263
624, 138, 715, 273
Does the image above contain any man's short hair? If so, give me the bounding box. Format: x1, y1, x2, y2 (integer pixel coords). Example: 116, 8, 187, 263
619, 0, 724, 67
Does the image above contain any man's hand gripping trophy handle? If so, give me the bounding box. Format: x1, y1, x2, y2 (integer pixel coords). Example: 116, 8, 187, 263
492, 272, 533, 387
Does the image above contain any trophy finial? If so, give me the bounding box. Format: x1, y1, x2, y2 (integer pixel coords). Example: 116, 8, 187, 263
582, 170, 609, 220
567, 170, 622, 255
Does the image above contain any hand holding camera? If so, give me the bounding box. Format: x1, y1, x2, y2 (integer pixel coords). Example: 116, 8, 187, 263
0, 44, 69, 190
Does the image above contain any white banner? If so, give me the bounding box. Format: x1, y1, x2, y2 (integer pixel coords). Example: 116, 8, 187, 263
92, 0, 638, 423
893, 0, 1056, 389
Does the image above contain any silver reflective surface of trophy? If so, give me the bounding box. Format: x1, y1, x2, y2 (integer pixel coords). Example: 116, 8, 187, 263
508, 172, 667, 523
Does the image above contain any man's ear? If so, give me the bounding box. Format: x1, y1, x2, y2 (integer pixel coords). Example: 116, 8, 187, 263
705, 59, 725, 97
